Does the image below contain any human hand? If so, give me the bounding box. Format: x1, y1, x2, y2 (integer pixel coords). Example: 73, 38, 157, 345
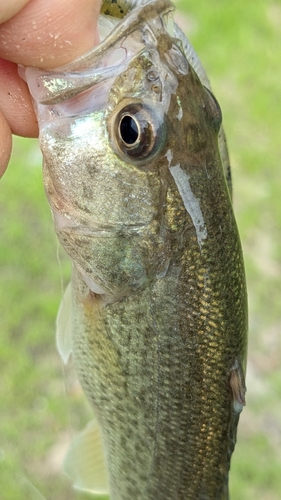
0, 0, 102, 177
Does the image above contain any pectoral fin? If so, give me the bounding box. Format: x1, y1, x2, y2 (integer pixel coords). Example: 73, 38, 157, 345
56, 283, 73, 364
64, 420, 109, 495
230, 358, 246, 414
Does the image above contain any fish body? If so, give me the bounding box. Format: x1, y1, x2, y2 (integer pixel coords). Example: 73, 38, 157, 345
23, 1, 247, 499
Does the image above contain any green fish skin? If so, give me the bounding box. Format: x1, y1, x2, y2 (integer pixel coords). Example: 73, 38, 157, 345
23, 1, 247, 499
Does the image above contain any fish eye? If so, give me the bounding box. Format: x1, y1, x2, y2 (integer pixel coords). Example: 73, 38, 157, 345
119, 114, 139, 146
110, 102, 165, 163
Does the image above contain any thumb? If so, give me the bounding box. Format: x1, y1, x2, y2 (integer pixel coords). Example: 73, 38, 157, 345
0, 0, 101, 68
0, 0, 102, 177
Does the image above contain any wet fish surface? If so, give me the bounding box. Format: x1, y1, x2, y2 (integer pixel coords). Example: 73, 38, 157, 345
23, 1, 248, 499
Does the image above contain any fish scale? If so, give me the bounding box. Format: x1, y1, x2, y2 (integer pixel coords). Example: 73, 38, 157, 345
22, 0, 247, 498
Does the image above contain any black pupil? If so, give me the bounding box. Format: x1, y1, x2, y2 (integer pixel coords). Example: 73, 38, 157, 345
120, 115, 139, 145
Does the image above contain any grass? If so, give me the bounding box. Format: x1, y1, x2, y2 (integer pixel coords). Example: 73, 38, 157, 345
1, 1, 281, 498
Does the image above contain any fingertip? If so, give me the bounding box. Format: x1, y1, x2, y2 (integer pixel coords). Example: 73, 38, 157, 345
0, 113, 12, 178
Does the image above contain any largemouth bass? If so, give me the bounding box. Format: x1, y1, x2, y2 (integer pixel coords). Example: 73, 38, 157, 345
23, 1, 247, 498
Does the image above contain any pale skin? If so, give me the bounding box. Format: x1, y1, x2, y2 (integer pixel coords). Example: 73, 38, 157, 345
0, 0, 102, 177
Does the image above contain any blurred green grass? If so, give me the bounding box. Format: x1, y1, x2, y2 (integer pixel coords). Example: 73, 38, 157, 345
1, 0, 281, 498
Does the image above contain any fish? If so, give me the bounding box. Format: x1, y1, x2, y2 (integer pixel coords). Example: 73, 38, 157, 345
22, 0, 248, 498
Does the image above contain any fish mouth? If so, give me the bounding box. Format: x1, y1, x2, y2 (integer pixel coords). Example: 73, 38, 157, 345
26, 0, 175, 105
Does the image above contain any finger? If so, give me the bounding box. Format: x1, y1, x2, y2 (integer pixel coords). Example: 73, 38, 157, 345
0, 0, 31, 24
0, 58, 38, 137
0, 0, 102, 68
0, 112, 12, 177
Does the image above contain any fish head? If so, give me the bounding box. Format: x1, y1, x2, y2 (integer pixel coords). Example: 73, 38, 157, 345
23, 2, 223, 298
